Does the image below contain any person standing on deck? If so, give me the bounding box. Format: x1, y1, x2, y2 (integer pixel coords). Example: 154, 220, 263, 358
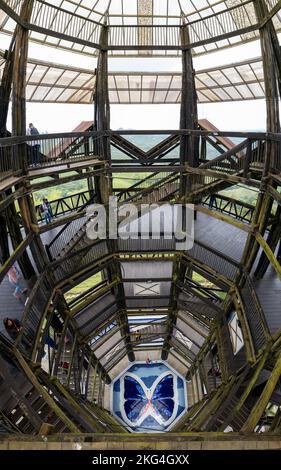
27, 123, 40, 166
39, 198, 53, 224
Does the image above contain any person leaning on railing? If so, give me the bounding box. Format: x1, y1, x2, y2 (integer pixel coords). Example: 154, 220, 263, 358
27, 123, 40, 167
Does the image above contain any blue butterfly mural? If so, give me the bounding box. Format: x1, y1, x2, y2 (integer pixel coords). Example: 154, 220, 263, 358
124, 373, 174, 425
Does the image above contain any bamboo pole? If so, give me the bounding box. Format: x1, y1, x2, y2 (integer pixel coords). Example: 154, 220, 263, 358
14, 349, 81, 433
241, 353, 281, 432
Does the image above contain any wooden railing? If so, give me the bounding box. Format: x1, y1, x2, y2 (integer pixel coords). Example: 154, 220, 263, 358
202, 194, 255, 224
240, 273, 271, 352
108, 25, 181, 50
189, 137, 268, 196
184, 239, 240, 282
116, 172, 179, 203
5, 232, 271, 368
0, 130, 104, 178
46, 190, 97, 260
1, 130, 280, 182
16, 190, 93, 225
46, 171, 179, 260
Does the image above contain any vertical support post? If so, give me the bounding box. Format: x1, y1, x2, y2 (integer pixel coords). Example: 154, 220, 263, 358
0, 209, 10, 264
241, 354, 281, 432
91, 362, 98, 403
240, 0, 280, 277
0, 37, 15, 137
179, 20, 198, 198
2, 1, 36, 280
12, 0, 34, 139
94, 20, 134, 363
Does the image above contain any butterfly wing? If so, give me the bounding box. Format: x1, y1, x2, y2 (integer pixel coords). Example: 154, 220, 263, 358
124, 375, 148, 422
151, 374, 174, 421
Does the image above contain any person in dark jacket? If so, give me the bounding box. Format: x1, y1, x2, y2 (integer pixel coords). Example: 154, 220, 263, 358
3, 317, 22, 340
27, 123, 40, 166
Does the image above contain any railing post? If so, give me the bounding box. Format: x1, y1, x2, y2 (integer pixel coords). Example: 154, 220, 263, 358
243, 138, 252, 178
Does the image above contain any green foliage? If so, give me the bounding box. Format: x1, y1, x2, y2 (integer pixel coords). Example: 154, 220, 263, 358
64, 272, 102, 302
220, 185, 259, 206
33, 179, 89, 205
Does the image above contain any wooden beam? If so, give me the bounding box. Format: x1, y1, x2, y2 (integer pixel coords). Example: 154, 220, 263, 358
14, 349, 81, 433
241, 353, 281, 432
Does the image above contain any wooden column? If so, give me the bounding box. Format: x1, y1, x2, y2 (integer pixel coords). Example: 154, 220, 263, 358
254, 204, 281, 278
162, 259, 186, 360
11, 1, 49, 276
0, 1, 36, 280
0, 209, 10, 264
162, 21, 198, 361
0, 39, 15, 137
0, 37, 21, 267
240, 0, 280, 276
94, 20, 111, 203
241, 354, 281, 432
12, 0, 34, 138
179, 21, 198, 198
4, 196, 35, 279
94, 21, 134, 363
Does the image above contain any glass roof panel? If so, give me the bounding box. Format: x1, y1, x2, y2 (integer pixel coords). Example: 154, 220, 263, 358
40, 67, 65, 85
0, 0, 269, 57
128, 75, 142, 89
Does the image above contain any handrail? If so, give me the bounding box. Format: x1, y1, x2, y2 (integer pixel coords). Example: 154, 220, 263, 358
0, 130, 103, 146
203, 193, 255, 211
16, 190, 92, 225
45, 191, 97, 259
47, 171, 179, 260
202, 194, 256, 224
199, 139, 249, 170
2, 129, 281, 147
117, 171, 179, 203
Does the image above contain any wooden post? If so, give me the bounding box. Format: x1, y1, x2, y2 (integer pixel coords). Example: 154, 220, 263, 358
93, 20, 134, 362
12, 0, 34, 138
0, 1, 36, 280
90, 362, 98, 403
4, 196, 35, 280
241, 353, 281, 432
254, 204, 281, 278
179, 20, 198, 198
162, 259, 185, 360
0, 210, 10, 264
242, 0, 281, 275
14, 349, 81, 433
0, 38, 15, 136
